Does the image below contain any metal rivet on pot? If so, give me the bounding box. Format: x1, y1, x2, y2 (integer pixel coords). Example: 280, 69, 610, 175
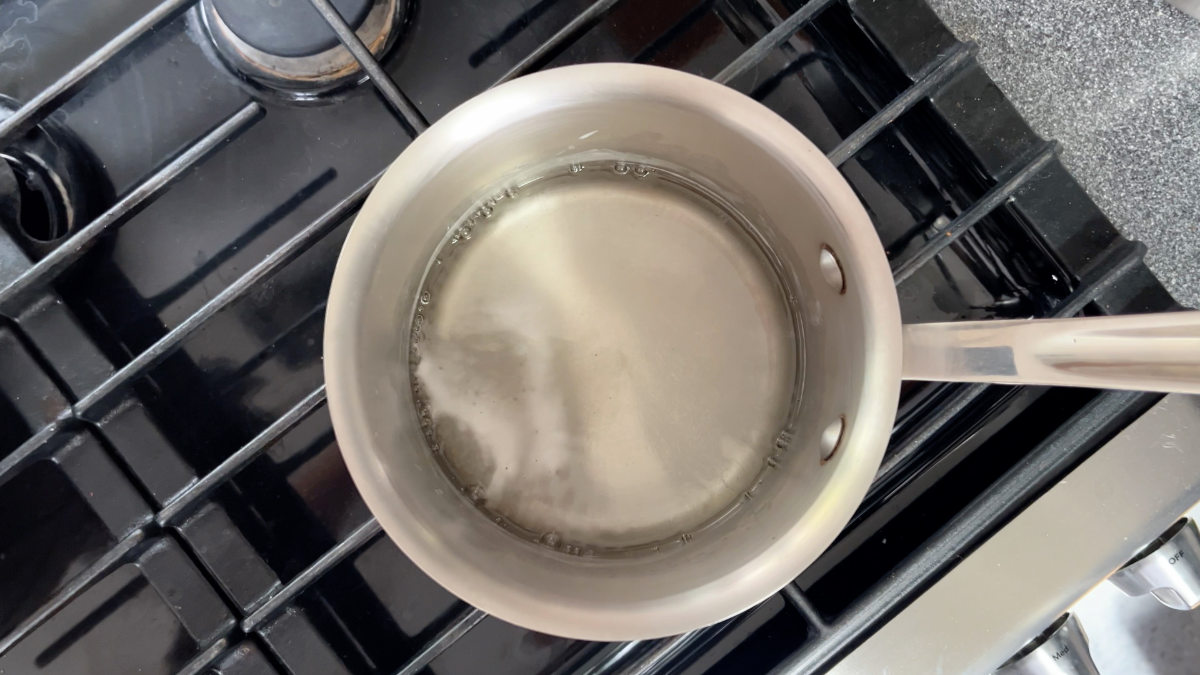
820, 416, 846, 462
819, 245, 846, 294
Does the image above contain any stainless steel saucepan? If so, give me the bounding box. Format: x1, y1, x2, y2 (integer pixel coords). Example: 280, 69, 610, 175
324, 63, 1200, 641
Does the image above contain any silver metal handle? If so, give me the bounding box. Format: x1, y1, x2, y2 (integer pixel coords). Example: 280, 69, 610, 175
902, 311, 1200, 394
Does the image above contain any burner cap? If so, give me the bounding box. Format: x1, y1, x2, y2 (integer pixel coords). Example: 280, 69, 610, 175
0, 96, 110, 257
209, 0, 373, 58
198, 0, 405, 96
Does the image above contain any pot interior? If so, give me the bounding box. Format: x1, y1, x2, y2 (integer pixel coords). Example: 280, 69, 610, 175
412, 152, 800, 554
326, 64, 900, 639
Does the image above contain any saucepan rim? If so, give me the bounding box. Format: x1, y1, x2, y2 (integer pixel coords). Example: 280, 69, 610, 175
324, 63, 903, 640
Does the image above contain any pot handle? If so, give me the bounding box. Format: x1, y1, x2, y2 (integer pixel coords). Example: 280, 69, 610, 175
901, 311, 1200, 394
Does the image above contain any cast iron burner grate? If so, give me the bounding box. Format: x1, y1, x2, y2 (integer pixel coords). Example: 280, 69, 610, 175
0, 0, 1177, 673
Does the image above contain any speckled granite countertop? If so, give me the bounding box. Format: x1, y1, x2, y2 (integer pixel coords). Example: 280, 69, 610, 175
927, 0, 1200, 308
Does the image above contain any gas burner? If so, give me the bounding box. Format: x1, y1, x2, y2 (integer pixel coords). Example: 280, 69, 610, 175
197, 0, 407, 97
0, 97, 110, 258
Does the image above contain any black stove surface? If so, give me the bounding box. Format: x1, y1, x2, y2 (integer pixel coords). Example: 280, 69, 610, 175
0, 1, 1178, 673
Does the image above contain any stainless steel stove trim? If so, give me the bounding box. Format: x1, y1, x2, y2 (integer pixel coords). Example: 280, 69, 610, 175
830, 393, 1200, 675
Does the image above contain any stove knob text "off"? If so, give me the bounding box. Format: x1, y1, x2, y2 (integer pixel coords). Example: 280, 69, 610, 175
1109, 518, 1200, 610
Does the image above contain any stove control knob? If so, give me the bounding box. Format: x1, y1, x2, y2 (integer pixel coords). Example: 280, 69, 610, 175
995, 613, 1100, 675
1109, 518, 1200, 610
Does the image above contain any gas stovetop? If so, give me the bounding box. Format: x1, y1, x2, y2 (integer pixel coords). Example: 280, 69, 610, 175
0, 0, 1178, 673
